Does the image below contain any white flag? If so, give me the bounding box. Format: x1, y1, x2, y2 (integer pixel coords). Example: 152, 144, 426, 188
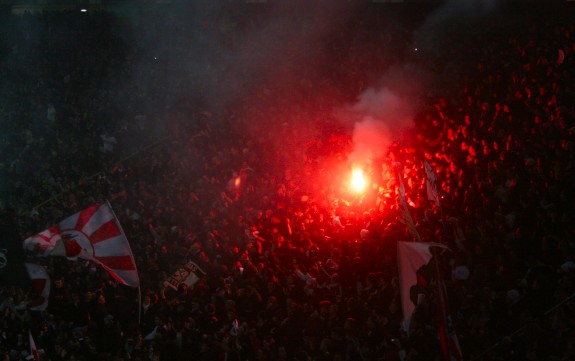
397, 241, 446, 332
25, 263, 50, 311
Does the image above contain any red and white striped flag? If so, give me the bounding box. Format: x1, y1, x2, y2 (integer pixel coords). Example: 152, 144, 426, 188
23, 227, 62, 257
24, 263, 50, 311
29, 330, 39, 361
24, 203, 139, 287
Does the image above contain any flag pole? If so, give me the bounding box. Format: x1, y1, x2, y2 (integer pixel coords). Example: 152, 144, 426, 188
137, 282, 142, 325
29, 329, 40, 361
31, 137, 170, 212
106, 200, 142, 325
432, 246, 463, 361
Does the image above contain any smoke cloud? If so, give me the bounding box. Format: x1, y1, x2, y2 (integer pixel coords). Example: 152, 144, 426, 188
415, 0, 500, 53
338, 61, 428, 166
345, 87, 415, 165
121, 0, 357, 128
341, 0, 500, 168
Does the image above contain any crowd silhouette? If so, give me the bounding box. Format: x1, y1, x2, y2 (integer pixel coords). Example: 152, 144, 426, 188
1, 2, 575, 361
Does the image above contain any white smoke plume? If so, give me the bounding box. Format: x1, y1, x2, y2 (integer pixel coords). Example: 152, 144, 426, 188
342, 0, 501, 168
339, 61, 428, 166
346, 87, 414, 165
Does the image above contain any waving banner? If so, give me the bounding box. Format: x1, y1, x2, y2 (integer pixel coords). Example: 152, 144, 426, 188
24, 203, 139, 287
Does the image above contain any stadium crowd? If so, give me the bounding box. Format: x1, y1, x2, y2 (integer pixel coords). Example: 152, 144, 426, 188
1, 2, 575, 361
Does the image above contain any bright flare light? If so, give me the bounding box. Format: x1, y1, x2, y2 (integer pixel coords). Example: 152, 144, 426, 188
350, 168, 367, 193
